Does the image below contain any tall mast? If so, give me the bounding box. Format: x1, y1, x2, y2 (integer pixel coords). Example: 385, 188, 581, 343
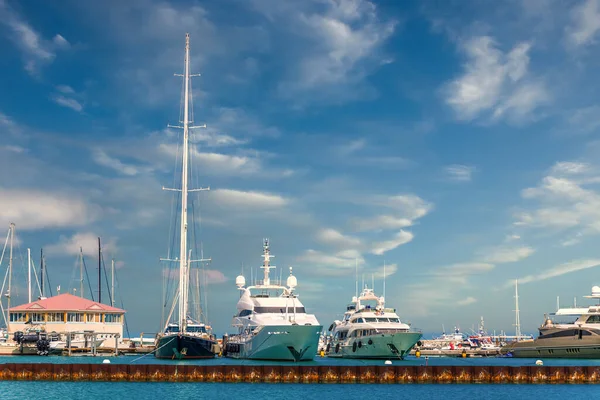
7, 223, 14, 333
40, 248, 44, 297
514, 279, 521, 340
178, 32, 192, 331
98, 237, 102, 304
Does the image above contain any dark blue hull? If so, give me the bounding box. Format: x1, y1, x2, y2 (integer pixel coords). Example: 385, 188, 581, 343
154, 334, 217, 359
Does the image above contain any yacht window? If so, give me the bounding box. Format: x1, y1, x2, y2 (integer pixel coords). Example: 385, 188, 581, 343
238, 309, 252, 317
254, 306, 306, 314
377, 318, 390, 322
388, 318, 400, 323
365, 318, 378, 323
586, 315, 600, 323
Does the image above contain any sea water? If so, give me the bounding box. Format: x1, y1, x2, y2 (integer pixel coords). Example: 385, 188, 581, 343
0, 381, 597, 400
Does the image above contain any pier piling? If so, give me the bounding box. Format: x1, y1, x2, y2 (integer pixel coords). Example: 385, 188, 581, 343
1, 364, 600, 383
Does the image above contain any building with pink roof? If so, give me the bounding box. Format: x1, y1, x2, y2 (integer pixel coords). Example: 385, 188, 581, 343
8, 293, 126, 347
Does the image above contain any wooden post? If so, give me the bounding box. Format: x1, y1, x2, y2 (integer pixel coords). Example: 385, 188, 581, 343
67, 334, 72, 357
114, 334, 119, 356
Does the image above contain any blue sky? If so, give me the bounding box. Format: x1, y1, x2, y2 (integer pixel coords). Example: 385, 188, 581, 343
1, 0, 600, 337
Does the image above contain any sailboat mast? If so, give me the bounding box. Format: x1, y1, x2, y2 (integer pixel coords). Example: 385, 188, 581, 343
179, 33, 192, 332
7, 223, 14, 333
111, 259, 115, 307
40, 248, 44, 297
80, 248, 84, 298
514, 279, 521, 340
27, 247, 31, 303
98, 237, 102, 304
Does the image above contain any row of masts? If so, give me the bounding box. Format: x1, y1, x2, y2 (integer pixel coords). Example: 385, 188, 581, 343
1, 223, 118, 332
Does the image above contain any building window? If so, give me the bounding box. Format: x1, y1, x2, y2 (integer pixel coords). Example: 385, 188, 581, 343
87, 313, 100, 323
31, 313, 45, 322
47, 313, 65, 322
9, 312, 26, 322
67, 313, 84, 322
104, 314, 121, 323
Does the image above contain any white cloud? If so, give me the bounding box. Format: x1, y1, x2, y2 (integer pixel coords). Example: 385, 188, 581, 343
445, 36, 548, 123
351, 215, 413, 232
505, 234, 521, 242
551, 161, 591, 175
0, 145, 26, 153
45, 232, 117, 257
436, 262, 495, 275
55, 85, 75, 94
372, 263, 397, 279
210, 188, 289, 209
316, 228, 362, 249
482, 245, 535, 264
444, 164, 474, 182
561, 232, 583, 247
0, 188, 98, 230
296, 248, 365, 276
457, 297, 477, 306
510, 259, 600, 287
370, 230, 414, 255
92, 149, 151, 176
566, 0, 600, 47
252, 0, 395, 103
515, 173, 600, 234
52, 95, 83, 112
0, 1, 70, 74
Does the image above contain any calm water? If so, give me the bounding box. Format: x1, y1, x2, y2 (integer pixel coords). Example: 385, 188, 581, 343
0, 381, 597, 400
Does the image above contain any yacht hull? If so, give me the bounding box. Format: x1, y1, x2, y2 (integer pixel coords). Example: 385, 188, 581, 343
504, 340, 600, 359
155, 334, 218, 359
225, 324, 322, 361
327, 331, 422, 359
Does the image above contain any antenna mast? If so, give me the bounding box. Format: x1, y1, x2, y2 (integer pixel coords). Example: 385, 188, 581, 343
111, 259, 115, 307
514, 279, 522, 341
261, 238, 275, 286
383, 260, 386, 299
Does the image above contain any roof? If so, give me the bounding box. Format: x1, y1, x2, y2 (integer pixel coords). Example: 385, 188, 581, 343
9, 293, 125, 313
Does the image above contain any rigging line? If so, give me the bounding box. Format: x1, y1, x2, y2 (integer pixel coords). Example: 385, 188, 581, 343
45, 258, 53, 297
100, 249, 113, 306
129, 336, 176, 364
82, 255, 95, 302
67, 254, 79, 294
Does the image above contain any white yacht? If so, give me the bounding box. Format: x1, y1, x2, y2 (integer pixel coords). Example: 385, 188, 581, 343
326, 286, 422, 359
224, 239, 322, 361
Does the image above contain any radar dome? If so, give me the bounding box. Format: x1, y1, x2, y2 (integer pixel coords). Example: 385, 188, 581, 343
235, 275, 246, 288
592, 286, 600, 296
287, 275, 297, 289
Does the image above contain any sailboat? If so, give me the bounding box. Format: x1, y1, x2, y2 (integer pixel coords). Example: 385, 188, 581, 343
154, 33, 219, 360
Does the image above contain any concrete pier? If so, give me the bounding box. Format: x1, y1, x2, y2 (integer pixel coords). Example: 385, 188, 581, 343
0, 363, 598, 383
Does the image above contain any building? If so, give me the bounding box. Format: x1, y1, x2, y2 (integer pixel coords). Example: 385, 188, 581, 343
8, 293, 126, 347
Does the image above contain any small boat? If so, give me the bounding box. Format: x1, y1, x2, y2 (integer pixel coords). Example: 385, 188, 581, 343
326, 286, 422, 359
223, 239, 322, 361
154, 33, 219, 360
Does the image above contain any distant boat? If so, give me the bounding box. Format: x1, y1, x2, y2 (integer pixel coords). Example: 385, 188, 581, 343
154, 33, 219, 360
223, 239, 322, 361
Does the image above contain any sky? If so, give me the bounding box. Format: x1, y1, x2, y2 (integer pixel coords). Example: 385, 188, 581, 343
1, 0, 600, 338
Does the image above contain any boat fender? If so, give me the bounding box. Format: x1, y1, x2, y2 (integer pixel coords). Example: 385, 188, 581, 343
335, 343, 340, 353
326, 343, 330, 352
358, 341, 362, 348
368, 339, 373, 345
352, 342, 357, 352
417, 340, 422, 347
328, 323, 335, 332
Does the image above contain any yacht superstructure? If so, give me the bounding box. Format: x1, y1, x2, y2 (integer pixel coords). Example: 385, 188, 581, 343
224, 239, 322, 361
326, 286, 422, 359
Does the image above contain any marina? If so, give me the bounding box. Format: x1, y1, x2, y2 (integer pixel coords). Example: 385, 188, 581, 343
1, 0, 600, 396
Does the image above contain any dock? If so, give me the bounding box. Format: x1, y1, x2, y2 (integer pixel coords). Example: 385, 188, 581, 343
0, 363, 598, 383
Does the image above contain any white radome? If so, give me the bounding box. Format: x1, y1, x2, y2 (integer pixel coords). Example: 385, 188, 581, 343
236, 275, 246, 288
